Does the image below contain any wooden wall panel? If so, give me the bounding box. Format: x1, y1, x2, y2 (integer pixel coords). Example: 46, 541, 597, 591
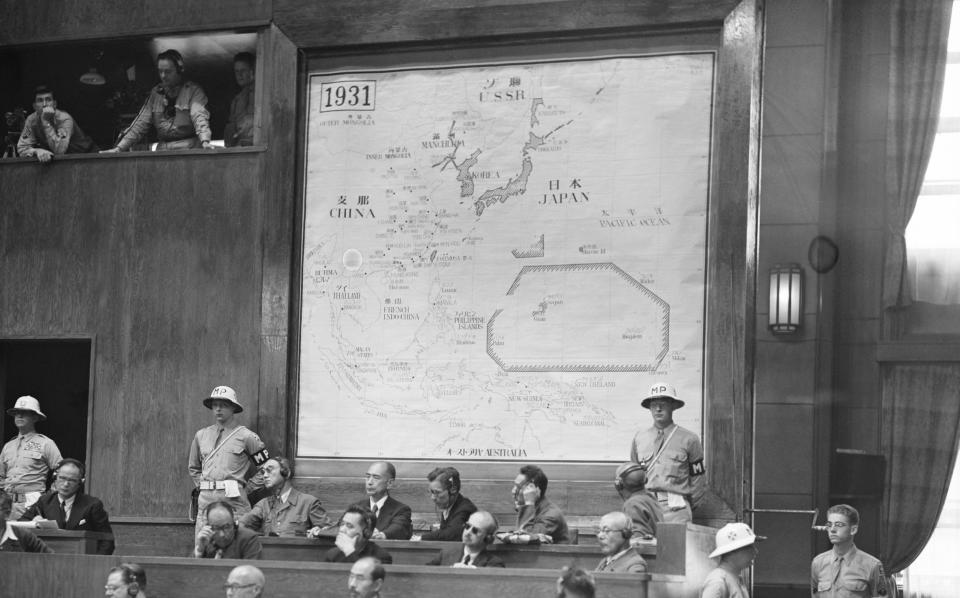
273, 0, 740, 49
0, 0, 270, 45
0, 152, 267, 517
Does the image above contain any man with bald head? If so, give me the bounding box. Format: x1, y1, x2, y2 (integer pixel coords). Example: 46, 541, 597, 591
594, 511, 647, 573
350, 461, 412, 539
348, 557, 385, 598
225, 565, 265, 597
426, 510, 505, 567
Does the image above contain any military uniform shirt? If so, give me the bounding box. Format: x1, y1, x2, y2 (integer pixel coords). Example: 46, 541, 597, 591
0, 432, 62, 492
630, 424, 705, 500
188, 424, 266, 486
811, 545, 888, 597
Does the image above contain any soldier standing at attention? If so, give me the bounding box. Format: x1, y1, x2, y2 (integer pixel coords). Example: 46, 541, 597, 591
188, 386, 269, 532
0, 396, 62, 519
811, 504, 888, 597
630, 382, 705, 523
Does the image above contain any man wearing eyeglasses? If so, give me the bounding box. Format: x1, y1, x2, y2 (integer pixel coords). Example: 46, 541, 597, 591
594, 511, 647, 573
224, 565, 265, 598
240, 456, 332, 537
350, 461, 412, 540
418, 466, 477, 541
425, 510, 505, 567
194, 501, 262, 559
19, 458, 115, 554
811, 504, 888, 597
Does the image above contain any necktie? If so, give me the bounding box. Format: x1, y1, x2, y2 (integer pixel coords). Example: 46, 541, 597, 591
462, 553, 471, 565
832, 556, 843, 586
371, 503, 379, 518
59, 501, 68, 527
655, 428, 665, 452
214, 428, 223, 448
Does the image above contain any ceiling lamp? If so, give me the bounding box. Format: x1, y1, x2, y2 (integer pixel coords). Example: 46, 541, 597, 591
80, 68, 106, 86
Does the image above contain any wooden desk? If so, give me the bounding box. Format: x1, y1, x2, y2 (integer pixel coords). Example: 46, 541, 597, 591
31, 529, 114, 554
0, 553, 653, 598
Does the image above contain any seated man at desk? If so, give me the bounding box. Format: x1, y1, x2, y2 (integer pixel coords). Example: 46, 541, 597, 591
194, 501, 262, 559
594, 511, 647, 573
614, 462, 663, 542
500, 464, 569, 544
240, 456, 331, 537
19, 458, 115, 554
418, 466, 477, 541
17, 85, 97, 162
351, 461, 412, 540
323, 505, 393, 564
0, 490, 51, 552
103, 49, 213, 152
426, 510, 504, 568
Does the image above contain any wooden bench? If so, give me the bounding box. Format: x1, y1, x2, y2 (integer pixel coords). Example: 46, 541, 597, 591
0, 552, 656, 598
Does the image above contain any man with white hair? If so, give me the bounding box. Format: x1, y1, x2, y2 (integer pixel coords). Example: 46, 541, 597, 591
224, 564, 265, 597
594, 511, 647, 573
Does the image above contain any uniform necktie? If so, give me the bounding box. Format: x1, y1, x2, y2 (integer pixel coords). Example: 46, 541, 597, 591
655, 428, 665, 452
832, 556, 843, 586
214, 428, 223, 448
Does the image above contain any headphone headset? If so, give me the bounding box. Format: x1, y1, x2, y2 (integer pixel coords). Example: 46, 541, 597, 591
618, 526, 633, 540
278, 458, 291, 479
157, 49, 185, 73
342, 507, 376, 539
614, 463, 646, 492
55, 458, 86, 483
112, 564, 141, 597
483, 514, 499, 544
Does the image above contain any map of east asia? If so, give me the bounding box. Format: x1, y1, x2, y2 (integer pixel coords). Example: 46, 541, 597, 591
299, 54, 714, 461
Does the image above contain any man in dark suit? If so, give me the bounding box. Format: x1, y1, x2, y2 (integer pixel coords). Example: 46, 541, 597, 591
426, 510, 504, 567
0, 489, 51, 552
419, 466, 477, 541
324, 505, 393, 563
19, 458, 114, 554
351, 461, 412, 540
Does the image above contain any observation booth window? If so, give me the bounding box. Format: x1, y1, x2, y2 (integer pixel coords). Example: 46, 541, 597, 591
1, 29, 262, 159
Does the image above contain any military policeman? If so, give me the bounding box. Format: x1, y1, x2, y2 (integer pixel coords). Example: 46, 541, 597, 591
188, 386, 269, 532
811, 504, 888, 597
0, 396, 62, 519
629, 382, 705, 523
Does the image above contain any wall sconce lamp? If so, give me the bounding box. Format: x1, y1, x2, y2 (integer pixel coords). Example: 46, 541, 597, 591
769, 263, 804, 335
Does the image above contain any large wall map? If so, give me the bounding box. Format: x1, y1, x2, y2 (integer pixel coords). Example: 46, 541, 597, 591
298, 53, 715, 461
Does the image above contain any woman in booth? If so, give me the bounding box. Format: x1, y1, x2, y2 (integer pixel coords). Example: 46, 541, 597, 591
103, 49, 213, 152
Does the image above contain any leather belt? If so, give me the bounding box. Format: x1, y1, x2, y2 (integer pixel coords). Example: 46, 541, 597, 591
198, 480, 243, 491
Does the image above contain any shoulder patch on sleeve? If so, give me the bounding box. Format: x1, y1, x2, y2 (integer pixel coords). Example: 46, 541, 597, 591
248, 447, 269, 466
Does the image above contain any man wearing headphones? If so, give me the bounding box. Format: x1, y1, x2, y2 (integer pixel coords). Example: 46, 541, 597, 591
348, 557, 386, 598
194, 500, 263, 559
240, 455, 331, 536
594, 511, 647, 573
630, 382, 705, 524
104, 563, 147, 598
224, 565, 265, 598
19, 457, 115, 554
351, 461, 413, 540
419, 466, 477, 541
1, 395, 62, 519
323, 505, 393, 563
500, 464, 569, 544
614, 462, 663, 541
425, 510, 505, 567
103, 49, 214, 152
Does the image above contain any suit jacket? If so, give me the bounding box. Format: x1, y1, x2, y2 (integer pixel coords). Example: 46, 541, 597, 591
20, 491, 115, 554
595, 547, 647, 573
352, 495, 413, 540
323, 539, 393, 564
197, 525, 262, 560
240, 487, 331, 536
0, 525, 52, 553
425, 543, 505, 567
516, 497, 570, 544
420, 493, 477, 541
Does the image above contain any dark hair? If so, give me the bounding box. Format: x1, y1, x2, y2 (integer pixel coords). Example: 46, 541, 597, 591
559, 567, 595, 598
373, 461, 397, 480
519, 464, 548, 496
827, 504, 860, 526
234, 52, 256, 68
427, 466, 460, 493
370, 559, 386, 582
33, 85, 55, 100
266, 456, 293, 479
0, 490, 12, 513
157, 49, 185, 72
110, 563, 146, 587
344, 505, 377, 537
56, 458, 86, 478
204, 500, 235, 520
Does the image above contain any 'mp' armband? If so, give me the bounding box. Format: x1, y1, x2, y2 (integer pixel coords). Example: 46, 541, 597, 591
248, 447, 270, 466
689, 459, 705, 476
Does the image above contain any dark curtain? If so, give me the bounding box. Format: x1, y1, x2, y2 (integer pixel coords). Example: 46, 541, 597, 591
881, 0, 952, 309
880, 363, 960, 572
